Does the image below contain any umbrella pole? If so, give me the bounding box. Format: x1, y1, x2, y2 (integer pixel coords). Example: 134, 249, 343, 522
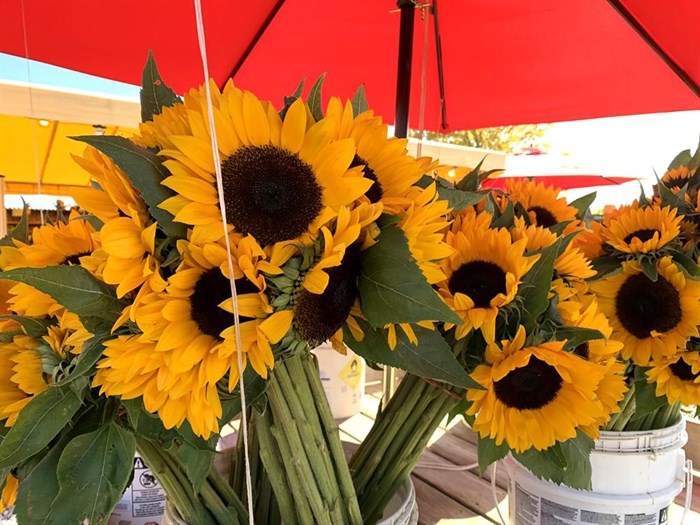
393, 0, 416, 139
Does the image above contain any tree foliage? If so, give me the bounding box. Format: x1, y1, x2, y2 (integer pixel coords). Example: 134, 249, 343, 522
410, 124, 550, 153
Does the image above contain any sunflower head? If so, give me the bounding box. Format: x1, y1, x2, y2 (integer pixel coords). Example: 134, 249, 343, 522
506, 179, 579, 229
466, 325, 605, 452
600, 204, 682, 255
647, 351, 700, 407
439, 209, 538, 342
590, 256, 700, 365
158, 81, 374, 248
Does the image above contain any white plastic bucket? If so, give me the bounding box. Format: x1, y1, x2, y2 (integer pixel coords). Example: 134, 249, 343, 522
506, 419, 688, 525
108, 452, 166, 525
312, 342, 365, 420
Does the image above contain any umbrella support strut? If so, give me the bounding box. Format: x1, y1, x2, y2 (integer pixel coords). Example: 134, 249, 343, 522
393, 0, 416, 139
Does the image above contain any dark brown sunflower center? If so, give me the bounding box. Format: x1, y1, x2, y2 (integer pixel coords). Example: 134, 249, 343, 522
351, 154, 383, 203
623, 229, 658, 245
528, 206, 558, 228
493, 356, 562, 410
294, 243, 362, 346
448, 260, 507, 308
221, 145, 323, 245
666, 177, 689, 190
573, 342, 590, 360
615, 274, 682, 339
190, 268, 258, 339
61, 251, 91, 265
669, 358, 698, 382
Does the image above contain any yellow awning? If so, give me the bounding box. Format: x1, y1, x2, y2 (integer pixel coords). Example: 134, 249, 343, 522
0, 114, 137, 195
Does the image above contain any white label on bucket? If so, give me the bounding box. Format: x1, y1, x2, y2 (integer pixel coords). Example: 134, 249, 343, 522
512, 482, 669, 525
108, 455, 166, 525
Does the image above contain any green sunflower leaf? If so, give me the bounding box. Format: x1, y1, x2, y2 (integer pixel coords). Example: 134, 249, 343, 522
140, 50, 181, 123
455, 157, 486, 192
47, 423, 136, 525
307, 73, 327, 122
568, 191, 596, 220
476, 435, 510, 474
52, 335, 110, 386
640, 256, 659, 282
434, 184, 484, 212
0, 201, 29, 246
553, 327, 605, 350
655, 175, 689, 212
590, 255, 622, 279
667, 148, 692, 171
513, 430, 594, 490
358, 224, 461, 326
518, 250, 558, 332
0, 379, 87, 469
351, 83, 368, 115
0, 330, 22, 343
174, 441, 215, 494
122, 398, 177, 448
72, 135, 187, 239
0, 315, 53, 337
220, 368, 269, 424
632, 366, 667, 421
0, 266, 126, 326
343, 319, 479, 389
669, 250, 700, 277
280, 78, 305, 119
490, 199, 515, 229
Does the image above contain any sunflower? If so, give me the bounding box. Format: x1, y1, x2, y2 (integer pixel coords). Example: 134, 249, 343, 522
660, 165, 695, 194
324, 97, 425, 213
466, 326, 604, 452
559, 296, 623, 363
98, 238, 290, 437
71, 145, 148, 223
601, 204, 681, 254
0, 473, 18, 512
438, 209, 538, 342
572, 220, 605, 260
511, 216, 595, 282
590, 256, 700, 365
158, 81, 373, 247
505, 179, 579, 228
647, 351, 700, 406
0, 335, 45, 426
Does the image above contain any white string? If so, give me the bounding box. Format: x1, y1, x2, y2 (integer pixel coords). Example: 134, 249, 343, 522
491, 461, 507, 525
415, 3, 430, 158
681, 459, 694, 525
19, 0, 45, 224
192, 1, 254, 522
414, 460, 478, 472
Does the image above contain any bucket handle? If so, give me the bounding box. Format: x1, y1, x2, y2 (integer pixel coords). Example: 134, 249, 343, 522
681, 459, 694, 525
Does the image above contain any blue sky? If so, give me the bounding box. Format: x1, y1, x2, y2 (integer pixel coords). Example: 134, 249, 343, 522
0, 52, 139, 99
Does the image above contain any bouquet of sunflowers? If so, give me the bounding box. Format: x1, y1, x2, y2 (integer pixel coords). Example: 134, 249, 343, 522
0, 54, 478, 525
581, 140, 700, 432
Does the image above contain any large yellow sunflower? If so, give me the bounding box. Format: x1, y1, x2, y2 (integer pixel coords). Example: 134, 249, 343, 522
601, 204, 681, 254
324, 97, 426, 213
466, 326, 605, 452
158, 81, 373, 247
558, 295, 623, 362
438, 209, 538, 342
505, 179, 579, 229
590, 256, 700, 365
647, 350, 700, 406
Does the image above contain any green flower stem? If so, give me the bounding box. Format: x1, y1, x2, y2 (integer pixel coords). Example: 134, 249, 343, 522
654, 401, 681, 429
207, 467, 249, 520
135, 438, 217, 525
350, 373, 461, 523
255, 407, 304, 525
273, 357, 344, 524
199, 480, 239, 525
300, 353, 363, 525
362, 392, 458, 524
606, 384, 636, 431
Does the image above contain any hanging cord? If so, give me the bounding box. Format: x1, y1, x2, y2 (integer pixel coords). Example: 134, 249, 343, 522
192, 1, 255, 523
19, 0, 44, 224
491, 461, 507, 525
681, 459, 694, 525
414, 460, 478, 472
415, 3, 430, 158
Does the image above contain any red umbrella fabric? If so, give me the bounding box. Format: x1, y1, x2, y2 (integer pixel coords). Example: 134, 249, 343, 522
1, 0, 698, 131
481, 175, 639, 191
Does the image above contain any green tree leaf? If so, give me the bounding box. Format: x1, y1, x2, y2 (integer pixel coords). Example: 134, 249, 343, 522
140, 50, 181, 122
48, 423, 136, 525
343, 318, 478, 389
477, 435, 509, 474
351, 84, 368, 115
358, 224, 461, 327
0, 202, 29, 246
307, 73, 327, 122
0, 266, 126, 326
0, 380, 87, 469
569, 192, 596, 220
72, 135, 186, 239
514, 430, 594, 489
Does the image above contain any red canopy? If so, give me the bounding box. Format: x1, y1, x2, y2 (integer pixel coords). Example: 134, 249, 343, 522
482, 175, 639, 191
1, 0, 698, 131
